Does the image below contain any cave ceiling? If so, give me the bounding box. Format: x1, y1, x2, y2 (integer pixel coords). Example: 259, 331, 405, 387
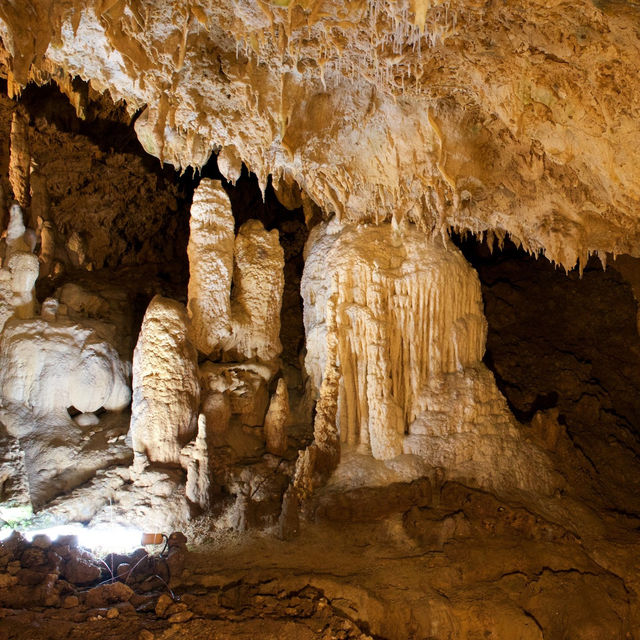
1, 0, 639, 269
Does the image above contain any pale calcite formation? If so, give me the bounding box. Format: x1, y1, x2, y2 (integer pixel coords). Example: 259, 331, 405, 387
303, 219, 487, 460
180, 414, 211, 510
0, 205, 39, 331
226, 219, 285, 362
0, 317, 130, 423
130, 295, 199, 465
302, 220, 556, 491
264, 378, 289, 456
199, 360, 275, 429
187, 178, 235, 356
0, 420, 31, 521
186, 180, 284, 362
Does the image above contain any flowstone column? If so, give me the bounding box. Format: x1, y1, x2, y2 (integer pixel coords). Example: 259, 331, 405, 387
302, 220, 486, 460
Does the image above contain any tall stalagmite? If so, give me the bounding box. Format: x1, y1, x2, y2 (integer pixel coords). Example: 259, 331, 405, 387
131, 295, 199, 465
226, 219, 284, 362
187, 178, 235, 357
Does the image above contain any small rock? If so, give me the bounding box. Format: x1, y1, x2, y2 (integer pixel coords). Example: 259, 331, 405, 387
165, 602, 188, 616
20, 547, 46, 568
0, 531, 26, 559
31, 535, 52, 550
55, 535, 78, 548
155, 593, 173, 617
85, 581, 134, 608
63, 551, 101, 585
168, 610, 193, 623
0, 574, 18, 588
116, 563, 131, 579
63, 595, 80, 608
46, 550, 64, 575
138, 631, 154, 640
106, 607, 119, 619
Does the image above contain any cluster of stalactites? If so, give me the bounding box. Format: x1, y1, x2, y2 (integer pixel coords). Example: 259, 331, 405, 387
229, 0, 460, 96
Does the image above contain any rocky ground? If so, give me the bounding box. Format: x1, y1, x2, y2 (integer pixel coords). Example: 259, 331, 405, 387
3, 472, 640, 639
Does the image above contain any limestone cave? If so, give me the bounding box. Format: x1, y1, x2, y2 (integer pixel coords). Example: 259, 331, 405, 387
0, 1, 640, 638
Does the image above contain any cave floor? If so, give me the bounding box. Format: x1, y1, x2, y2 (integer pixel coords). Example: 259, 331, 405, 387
3, 479, 640, 640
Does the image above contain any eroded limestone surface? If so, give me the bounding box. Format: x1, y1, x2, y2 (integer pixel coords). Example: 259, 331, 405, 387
1, 3, 640, 637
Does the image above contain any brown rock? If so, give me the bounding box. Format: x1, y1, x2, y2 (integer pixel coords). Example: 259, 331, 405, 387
138, 631, 154, 640
0, 574, 18, 588
106, 607, 119, 619
20, 546, 46, 568
167, 610, 193, 623
31, 534, 52, 550
63, 595, 80, 608
155, 593, 173, 617
85, 581, 134, 608
165, 602, 188, 617
63, 554, 101, 585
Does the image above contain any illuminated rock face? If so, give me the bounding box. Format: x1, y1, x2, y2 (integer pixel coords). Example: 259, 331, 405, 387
303, 220, 487, 459
0, 317, 130, 421
226, 219, 284, 362
130, 295, 200, 465
187, 179, 284, 362
2, 1, 640, 270
187, 178, 235, 358
302, 220, 556, 491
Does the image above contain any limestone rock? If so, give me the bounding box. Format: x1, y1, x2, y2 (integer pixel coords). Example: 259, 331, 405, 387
264, 378, 289, 457
85, 581, 134, 608
302, 220, 556, 492
226, 219, 285, 362
199, 361, 273, 429
131, 295, 199, 465
0, 421, 31, 523
180, 414, 211, 510
303, 220, 486, 460
187, 179, 235, 357
0, 317, 130, 420
6, 250, 39, 319
8, 108, 29, 209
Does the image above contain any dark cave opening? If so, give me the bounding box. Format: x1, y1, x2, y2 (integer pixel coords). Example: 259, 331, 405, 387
455, 233, 640, 510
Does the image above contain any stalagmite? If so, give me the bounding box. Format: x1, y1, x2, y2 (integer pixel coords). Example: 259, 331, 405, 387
0, 205, 39, 331
8, 107, 30, 210
303, 220, 487, 460
180, 414, 211, 510
6, 252, 38, 319
264, 378, 289, 456
0, 421, 31, 522
187, 179, 235, 357
130, 295, 199, 465
226, 220, 285, 362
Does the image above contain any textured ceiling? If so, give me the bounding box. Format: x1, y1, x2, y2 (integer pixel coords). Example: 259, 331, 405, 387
1, 0, 640, 268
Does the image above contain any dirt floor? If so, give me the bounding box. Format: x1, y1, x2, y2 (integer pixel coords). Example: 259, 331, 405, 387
3, 474, 640, 640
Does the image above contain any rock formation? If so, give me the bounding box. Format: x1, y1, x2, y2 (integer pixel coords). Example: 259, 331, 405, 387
2, 2, 640, 637
187, 178, 235, 357
0, 318, 129, 420
226, 219, 285, 362
130, 295, 199, 465
302, 219, 555, 491
264, 378, 289, 456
